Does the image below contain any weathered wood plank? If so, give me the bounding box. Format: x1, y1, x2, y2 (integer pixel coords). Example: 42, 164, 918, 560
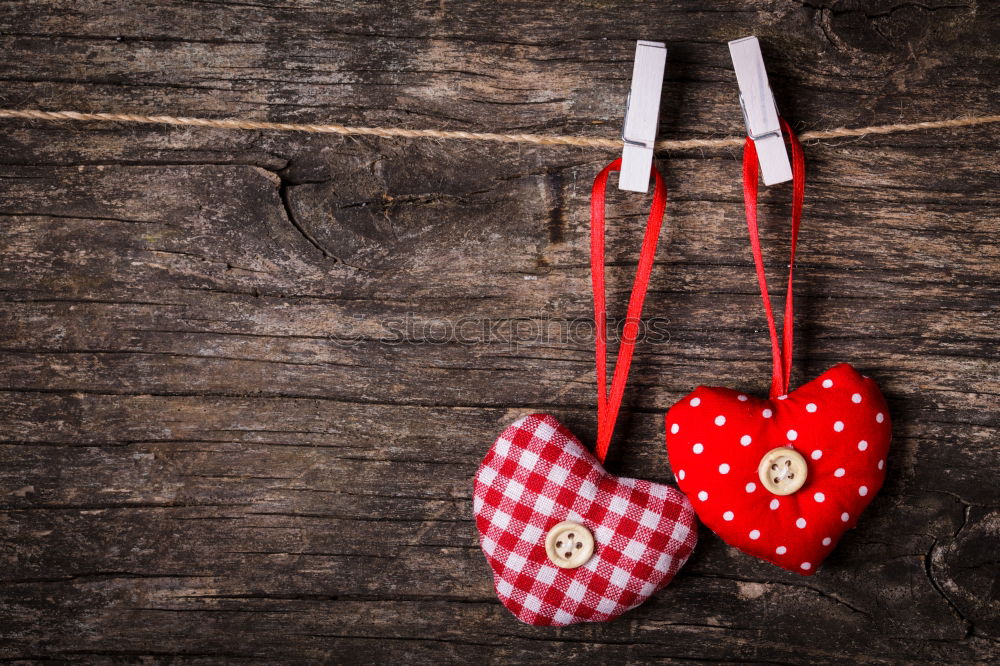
1, 0, 998, 663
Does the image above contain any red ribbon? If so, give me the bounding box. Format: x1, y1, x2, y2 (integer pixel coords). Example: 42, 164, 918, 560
590, 160, 667, 463
742, 118, 806, 398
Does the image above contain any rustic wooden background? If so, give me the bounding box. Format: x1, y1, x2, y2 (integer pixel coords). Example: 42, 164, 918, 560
1, 1, 998, 663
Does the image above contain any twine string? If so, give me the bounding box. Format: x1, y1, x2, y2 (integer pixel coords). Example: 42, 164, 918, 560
0, 108, 997, 151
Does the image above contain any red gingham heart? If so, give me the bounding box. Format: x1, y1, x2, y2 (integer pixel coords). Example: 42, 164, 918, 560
665, 363, 891, 575
474, 414, 697, 626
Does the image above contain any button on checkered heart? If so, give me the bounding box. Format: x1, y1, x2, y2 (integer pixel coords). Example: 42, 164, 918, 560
474, 414, 697, 626
666, 363, 891, 575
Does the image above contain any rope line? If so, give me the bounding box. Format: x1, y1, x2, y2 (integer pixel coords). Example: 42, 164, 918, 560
0, 108, 997, 151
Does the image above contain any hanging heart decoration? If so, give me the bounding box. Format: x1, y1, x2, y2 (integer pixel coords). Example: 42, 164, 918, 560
473, 160, 696, 625
665, 121, 891, 575
474, 414, 697, 625
666, 363, 890, 574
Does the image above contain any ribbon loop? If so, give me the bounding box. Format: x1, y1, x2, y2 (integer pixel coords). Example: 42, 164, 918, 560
591, 160, 668, 463
742, 119, 806, 398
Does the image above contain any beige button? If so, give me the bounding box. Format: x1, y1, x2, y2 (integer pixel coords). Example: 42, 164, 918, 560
544, 521, 594, 569
758, 447, 808, 496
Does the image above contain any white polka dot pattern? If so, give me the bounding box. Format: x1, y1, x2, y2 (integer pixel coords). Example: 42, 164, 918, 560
664, 363, 891, 576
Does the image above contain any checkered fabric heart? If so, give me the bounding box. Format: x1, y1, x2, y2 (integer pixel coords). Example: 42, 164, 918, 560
473, 414, 697, 626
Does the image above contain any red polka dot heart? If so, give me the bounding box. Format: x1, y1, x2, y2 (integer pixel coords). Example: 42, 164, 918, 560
665, 123, 893, 575
665, 363, 891, 575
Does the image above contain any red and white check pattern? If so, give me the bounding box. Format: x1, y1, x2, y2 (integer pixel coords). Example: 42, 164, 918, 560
473, 414, 697, 626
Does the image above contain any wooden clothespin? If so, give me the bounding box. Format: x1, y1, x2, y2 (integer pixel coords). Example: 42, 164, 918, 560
728, 36, 792, 186
619, 40, 667, 193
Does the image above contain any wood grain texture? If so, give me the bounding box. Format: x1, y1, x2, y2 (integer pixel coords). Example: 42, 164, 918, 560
0, 1, 998, 663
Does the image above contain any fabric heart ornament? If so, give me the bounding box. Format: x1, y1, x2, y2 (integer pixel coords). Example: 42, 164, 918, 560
474, 414, 697, 625
665, 121, 891, 575
472, 159, 697, 625
666, 363, 890, 575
